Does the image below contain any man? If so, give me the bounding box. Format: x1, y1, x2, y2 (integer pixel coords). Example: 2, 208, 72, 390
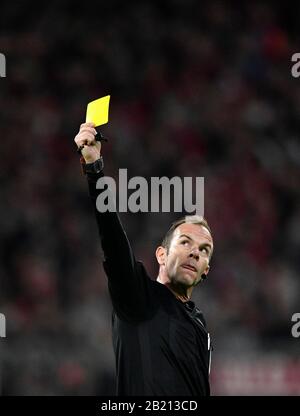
74, 122, 214, 396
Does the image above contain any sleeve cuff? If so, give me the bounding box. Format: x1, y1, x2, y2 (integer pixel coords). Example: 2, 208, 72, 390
80, 156, 104, 179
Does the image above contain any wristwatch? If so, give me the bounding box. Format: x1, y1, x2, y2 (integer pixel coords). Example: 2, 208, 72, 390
80, 156, 104, 176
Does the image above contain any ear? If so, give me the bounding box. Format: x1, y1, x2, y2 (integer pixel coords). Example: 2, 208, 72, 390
155, 246, 167, 266
202, 264, 210, 279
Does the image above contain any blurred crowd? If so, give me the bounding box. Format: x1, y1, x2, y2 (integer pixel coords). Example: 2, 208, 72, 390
1, 1, 300, 395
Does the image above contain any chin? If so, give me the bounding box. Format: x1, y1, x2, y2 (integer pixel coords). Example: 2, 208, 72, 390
176, 273, 196, 287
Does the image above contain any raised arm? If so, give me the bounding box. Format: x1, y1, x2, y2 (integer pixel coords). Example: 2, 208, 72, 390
74, 123, 149, 319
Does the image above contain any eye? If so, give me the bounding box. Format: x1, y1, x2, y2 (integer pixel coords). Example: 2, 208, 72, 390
201, 247, 209, 255
181, 240, 189, 246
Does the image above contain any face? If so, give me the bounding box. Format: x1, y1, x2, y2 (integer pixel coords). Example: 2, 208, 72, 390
157, 223, 213, 289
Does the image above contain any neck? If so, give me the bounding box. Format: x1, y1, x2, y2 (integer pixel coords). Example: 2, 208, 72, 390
156, 276, 193, 303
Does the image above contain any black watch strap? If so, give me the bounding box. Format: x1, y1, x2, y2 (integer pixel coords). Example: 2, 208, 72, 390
81, 156, 104, 176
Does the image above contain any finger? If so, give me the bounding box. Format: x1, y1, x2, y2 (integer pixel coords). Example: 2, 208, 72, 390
76, 131, 96, 143
75, 133, 95, 147
80, 122, 95, 128
79, 126, 97, 135
85, 132, 98, 144
78, 134, 95, 145
85, 135, 97, 145
74, 136, 87, 148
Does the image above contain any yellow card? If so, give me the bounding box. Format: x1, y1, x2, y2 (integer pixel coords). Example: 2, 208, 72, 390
86, 95, 110, 126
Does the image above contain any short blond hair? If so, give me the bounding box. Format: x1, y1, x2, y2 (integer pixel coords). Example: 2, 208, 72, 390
161, 215, 213, 257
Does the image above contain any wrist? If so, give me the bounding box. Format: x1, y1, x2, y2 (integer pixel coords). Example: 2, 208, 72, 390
83, 156, 100, 164
80, 156, 104, 177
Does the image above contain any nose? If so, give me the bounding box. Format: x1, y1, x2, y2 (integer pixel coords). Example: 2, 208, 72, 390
189, 248, 199, 261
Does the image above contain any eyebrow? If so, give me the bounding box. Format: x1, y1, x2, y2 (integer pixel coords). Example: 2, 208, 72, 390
179, 234, 193, 241
179, 234, 213, 251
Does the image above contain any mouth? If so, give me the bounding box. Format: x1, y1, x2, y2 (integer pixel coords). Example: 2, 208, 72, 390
181, 264, 197, 273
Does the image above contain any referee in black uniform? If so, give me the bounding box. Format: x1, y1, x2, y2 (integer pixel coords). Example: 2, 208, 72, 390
74, 122, 214, 396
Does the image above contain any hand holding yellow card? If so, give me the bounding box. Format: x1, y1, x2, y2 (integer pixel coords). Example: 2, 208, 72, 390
86, 95, 110, 127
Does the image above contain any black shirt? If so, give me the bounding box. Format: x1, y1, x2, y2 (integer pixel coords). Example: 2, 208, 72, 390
88, 172, 212, 396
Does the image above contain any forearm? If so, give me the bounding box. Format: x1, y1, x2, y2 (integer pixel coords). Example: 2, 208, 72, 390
85, 165, 137, 288
74, 123, 149, 319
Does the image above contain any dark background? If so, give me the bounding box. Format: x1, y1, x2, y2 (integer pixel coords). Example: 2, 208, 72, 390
0, 0, 300, 395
